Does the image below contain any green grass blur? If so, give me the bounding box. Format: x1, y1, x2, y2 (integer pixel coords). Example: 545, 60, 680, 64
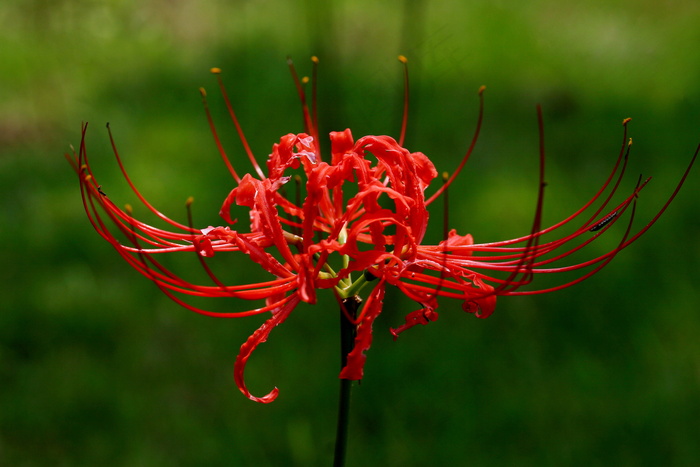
1, 0, 699, 465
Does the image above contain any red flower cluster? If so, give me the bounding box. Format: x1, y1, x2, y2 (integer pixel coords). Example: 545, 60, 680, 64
68, 57, 697, 403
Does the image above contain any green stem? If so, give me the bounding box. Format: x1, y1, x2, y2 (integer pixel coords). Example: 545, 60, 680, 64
334, 296, 360, 467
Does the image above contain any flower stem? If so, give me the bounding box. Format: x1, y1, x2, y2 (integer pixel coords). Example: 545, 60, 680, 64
334, 296, 360, 467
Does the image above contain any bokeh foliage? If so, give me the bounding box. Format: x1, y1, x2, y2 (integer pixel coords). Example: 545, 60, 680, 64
1, 0, 699, 465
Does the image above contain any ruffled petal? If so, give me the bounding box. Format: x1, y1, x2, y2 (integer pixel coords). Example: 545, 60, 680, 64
329, 129, 355, 165
295, 254, 317, 304
234, 294, 301, 403
389, 306, 439, 339
461, 276, 497, 319
339, 280, 386, 380
440, 229, 474, 250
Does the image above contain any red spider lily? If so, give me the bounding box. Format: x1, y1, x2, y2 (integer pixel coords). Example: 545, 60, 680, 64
67, 56, 697, 403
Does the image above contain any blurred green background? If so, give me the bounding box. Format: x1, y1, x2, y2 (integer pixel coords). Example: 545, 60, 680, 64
2, 0, 699, 465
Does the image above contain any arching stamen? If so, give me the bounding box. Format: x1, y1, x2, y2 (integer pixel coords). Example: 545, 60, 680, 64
426, 85, 485, 205
509, 197, 639, 295
578, 120, 634, 227
112, 197, 297, 316
287, 57, 317, 152
490, 127, 691, 276
200, 86, 241, 182
397, 55, 409, 147
496, 104, 547, 293
105, 123, 195, 232
432, 172, 451, 302
476, 116, 634, 248
294, 174, 303, 237
64, 137, 81, 172
210, 68, 265, 179
441, 171, 450, 240
466, 174, 649, 269
613, 142, 698, 248
311, 56, 319, 140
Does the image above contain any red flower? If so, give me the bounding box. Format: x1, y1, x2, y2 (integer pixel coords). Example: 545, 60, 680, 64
68, 57, 697, 403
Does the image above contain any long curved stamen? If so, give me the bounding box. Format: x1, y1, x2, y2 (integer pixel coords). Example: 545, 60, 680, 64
494, 104, 547, 293
428, 173, 451, 300
483, 119, 633, 249
397, 55, 409, 147
105, 123, 195, 231
287, 57, 318, 154
455, 133, 692, 277
114, 204, 297, 316
200, 86, 241, 182
580, 120, 634, 224
210, 68, 265, 179
115, 206, 293, 300
613, 143, 698, 248
425, 85, 485, 206
492, 179, 645, 271
310, 56, 320, 142
442, 171, 450, 240
510, 196, 640, 295
423, 176, 647, 279
432, 173, 451, 300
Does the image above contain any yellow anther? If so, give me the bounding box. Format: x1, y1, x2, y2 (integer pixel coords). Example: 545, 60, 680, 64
398, 55, 408, 64
628, 137, 633, 146
124, 204, 133, 214
622, 117, 632, 126
302, 76, 310, 84
210, 67, 222, 74
442, 171, 450, 182
186, 196, 194, 207
199, 87, 207, 97
311, 56, 319, 64
478, 85, 486, 95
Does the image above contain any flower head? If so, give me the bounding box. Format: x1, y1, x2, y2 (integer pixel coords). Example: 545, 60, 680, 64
68, 57, 697, 403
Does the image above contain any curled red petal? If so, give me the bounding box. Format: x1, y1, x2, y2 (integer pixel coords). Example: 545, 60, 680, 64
389, 306, 439, 340
408, 150, 439, 189
462, 276, 497, 319
267, 133, 317, 179
329, 128, 355, 165
339, 280, 386, 380
440, 229, 474, 250
234, 294, 300, 403
295, 254, 317, 304
219, 186, 242, 224
193, 235, 215, 257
